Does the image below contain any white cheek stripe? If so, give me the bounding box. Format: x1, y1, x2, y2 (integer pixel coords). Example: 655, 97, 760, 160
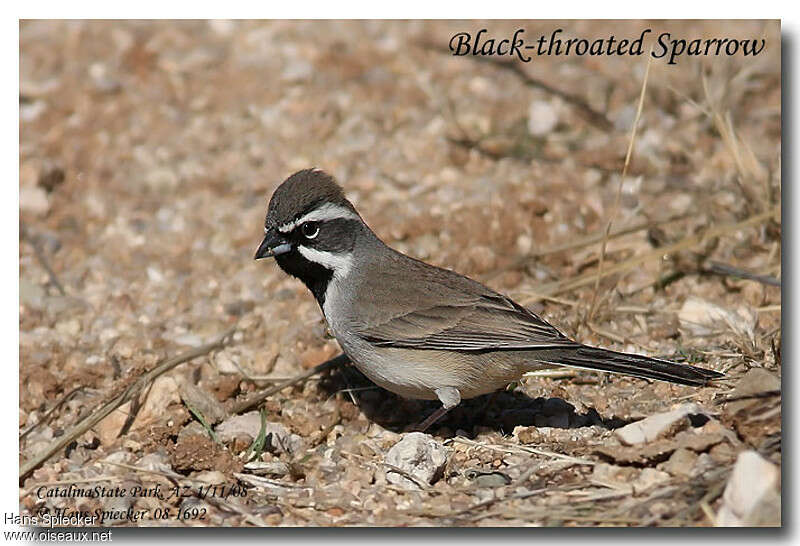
277, 203, 360, 234
297, 246, 353, 280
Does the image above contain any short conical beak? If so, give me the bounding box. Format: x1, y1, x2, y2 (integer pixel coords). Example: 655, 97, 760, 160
254, 230, 292, 260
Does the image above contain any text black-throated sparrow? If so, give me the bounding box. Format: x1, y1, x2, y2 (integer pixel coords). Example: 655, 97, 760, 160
255, 169, 722, 430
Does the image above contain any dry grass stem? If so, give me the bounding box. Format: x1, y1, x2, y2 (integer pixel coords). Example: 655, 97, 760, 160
588, 51, 652, 320
487, 213, 688, 282
533, 206, 779, 298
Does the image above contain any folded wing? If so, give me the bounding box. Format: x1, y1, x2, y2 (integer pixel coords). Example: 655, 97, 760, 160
357, 292, 578, 352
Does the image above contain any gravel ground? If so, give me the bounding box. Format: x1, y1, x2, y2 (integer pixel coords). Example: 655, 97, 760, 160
20, 20, 780, 527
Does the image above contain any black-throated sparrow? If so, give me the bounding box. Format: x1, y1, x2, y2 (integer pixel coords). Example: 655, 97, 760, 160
255, 169, 722, 431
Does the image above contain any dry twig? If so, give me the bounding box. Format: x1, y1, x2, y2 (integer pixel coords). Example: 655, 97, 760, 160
416, 38, 612, 130
19, 386, 87, 441
469, 55, 613, 130
230, 354, 349, 415
19, 327, 235, 481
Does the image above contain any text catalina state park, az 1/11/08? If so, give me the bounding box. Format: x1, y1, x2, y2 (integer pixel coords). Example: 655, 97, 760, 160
448, 28, 766, 65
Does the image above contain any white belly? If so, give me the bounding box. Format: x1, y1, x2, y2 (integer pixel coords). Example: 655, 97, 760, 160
321, 277, 526, 400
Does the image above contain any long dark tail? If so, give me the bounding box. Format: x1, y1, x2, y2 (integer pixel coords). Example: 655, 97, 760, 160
551, 345, 723, 386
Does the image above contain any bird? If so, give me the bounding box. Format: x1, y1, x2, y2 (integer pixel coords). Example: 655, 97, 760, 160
255, 168, 722, 431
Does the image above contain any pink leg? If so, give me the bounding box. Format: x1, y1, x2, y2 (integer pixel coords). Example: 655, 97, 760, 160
414, 405, 453, 432
412, 387, 461, 432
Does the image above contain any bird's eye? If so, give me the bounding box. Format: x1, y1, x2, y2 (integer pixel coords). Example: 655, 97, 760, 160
301, 222, 320, 239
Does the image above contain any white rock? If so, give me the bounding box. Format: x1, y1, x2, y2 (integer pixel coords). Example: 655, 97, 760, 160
21, 100, 47, 122
527, 100, 559, 136
55, 318, 81, 337
516, 234, 533, 255
102, 450, 133, 465
678, 296, 756, 344
136, 451, 176, 476
169, 332, 204, 348
669, 194, 693, 214
590, 463, 633, 493
716, 450, 780, 526
135, 376, 181, 429
99, 328, 119, 344
208, 19, 236, 36
146, 266, 165, 284
88, 62, 120, 93
91, 379, 177, 445
85, 355, 103, 366
615, 403, 710, 445
96, 401, 130, 446
213, 350, 240, 374
145, 167, 178, 191
632, 468, 671, 494
384, 432, 447, 490
282, 59, 313, 82
468, 76, 492, 96
215, 411, 263, 441
193, 470, 227, 484
612, 104, 636, 131
20, 186, 50, 215
215, 412, 304, 455
692, 453, 716, 477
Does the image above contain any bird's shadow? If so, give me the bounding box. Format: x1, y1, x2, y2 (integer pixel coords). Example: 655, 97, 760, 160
317, 362, 632, 437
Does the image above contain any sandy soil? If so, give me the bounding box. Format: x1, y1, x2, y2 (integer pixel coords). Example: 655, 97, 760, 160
20, 20, 780, 526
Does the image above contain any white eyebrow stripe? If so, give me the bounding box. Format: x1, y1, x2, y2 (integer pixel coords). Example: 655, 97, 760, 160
277, 203, 360, 233
296, 246, 353, 280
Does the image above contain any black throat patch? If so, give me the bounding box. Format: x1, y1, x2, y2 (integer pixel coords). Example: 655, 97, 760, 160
275, 250, 333, 307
